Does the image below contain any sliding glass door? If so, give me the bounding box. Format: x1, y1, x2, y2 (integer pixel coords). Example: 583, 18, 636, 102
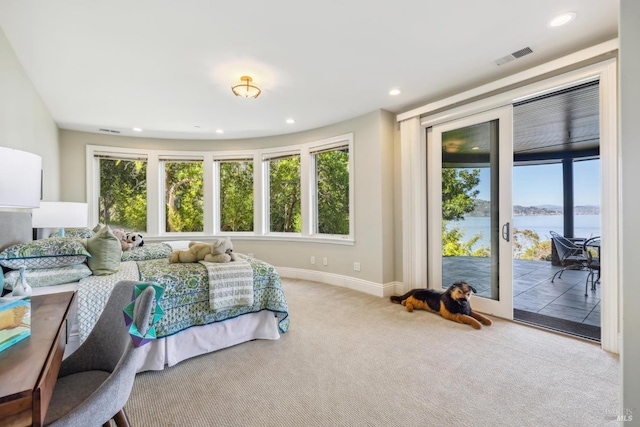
427, 106, 513, 318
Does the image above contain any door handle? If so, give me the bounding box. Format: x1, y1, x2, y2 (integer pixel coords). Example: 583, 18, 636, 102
502, 222, 510, 242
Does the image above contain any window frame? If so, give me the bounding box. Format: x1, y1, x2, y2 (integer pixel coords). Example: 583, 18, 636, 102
308, 137, 354, 239
86, 133, 354, 244
159, 154, 206, 235
261, 148, 303, 237
213, 151, 256, 236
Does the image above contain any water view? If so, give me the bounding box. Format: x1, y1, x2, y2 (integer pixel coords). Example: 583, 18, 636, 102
448, 214, 601, 250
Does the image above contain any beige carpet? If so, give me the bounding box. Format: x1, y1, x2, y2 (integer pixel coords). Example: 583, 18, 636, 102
125, 279, 619, 427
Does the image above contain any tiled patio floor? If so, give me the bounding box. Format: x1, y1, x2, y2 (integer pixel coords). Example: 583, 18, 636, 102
442, 257, 600, 328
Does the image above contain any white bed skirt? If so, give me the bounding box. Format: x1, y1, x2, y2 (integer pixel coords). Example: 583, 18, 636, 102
32, 283, 281, 372
135, 310, 281, 372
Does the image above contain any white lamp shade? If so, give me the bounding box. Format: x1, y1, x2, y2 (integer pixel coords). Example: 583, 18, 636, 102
0, 147, 42, 208
32, 202, 88, 228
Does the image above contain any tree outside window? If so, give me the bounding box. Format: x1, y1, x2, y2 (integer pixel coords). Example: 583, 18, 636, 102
314, 147, 349, 235
164, 161, 204, 232
268, 155, 301, 233
99, 158, 147, 232
219, 160, 254, 232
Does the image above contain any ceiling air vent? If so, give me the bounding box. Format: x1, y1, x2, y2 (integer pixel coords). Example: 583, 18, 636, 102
495, 46, 533, 66
99, 128, 121, 134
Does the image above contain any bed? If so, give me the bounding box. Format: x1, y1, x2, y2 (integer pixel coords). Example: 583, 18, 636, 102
0, 212, 289, 372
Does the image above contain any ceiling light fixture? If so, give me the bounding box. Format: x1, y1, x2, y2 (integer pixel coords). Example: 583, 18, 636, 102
216, 129, 224, 134
548, 12, 576, 27
132, 127, 142, 132
286, 118, 295, 124
389, 89, 401, 96
231, 75, 261, 98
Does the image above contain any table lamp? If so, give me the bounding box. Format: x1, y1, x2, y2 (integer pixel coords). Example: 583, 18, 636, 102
31, 201, 88, 238
0, 147, 42, 209
0, 147, 42, 295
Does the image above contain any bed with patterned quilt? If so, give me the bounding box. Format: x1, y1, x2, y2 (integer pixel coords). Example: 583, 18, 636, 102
77, 246, 289, 371
0, 215, 289, 372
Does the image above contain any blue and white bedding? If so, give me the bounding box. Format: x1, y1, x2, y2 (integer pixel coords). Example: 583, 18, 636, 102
76, 251, 290, 342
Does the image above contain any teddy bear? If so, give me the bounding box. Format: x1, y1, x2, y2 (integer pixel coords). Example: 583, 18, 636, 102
169, 238, 236, 263
126, 232, 144, 248
204, 238, 236, 263
112, 229, 135, 251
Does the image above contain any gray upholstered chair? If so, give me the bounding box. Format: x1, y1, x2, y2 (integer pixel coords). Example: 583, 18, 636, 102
45, 281, 156, 427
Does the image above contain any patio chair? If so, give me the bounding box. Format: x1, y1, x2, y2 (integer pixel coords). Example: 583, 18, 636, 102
550, 230, 589, 283
583, 236, 601, 296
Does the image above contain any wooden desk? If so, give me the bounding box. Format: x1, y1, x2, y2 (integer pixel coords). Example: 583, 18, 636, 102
0, 292, 75, 427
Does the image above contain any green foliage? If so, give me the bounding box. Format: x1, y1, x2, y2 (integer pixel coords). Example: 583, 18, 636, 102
513, 228, 552, 260
442, 168, 480, 221
165, 161, 204, 232
269, 156, 301, 233
442, 221, 490, 257
442, 167, 486, 256
220, 161, 254, 231
316, 149, 349, 235
99, 159, 147, 231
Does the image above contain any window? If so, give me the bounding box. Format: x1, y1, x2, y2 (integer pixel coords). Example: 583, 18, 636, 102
218, 159, 254, 232
97, 155, 148, 232
265, 153, 301, 233
312, 145, 350, 235
161, 158, 204, 233
87, 133, 353, 243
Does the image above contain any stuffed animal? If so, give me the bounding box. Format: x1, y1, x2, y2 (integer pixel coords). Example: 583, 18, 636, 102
112, 229, 135, 251
126, 232, 144, 248
169, 239, 236, 263
205, 238, 236, 263
169, 242, 211, 263
390, 281, 492, 329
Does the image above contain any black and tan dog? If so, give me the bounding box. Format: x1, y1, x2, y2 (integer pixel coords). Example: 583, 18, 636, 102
390, 281, 492, 329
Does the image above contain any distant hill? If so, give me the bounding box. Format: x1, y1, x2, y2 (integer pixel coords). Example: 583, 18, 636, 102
466, 200, 600, 216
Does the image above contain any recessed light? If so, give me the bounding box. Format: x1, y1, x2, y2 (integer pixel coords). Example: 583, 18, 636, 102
389, 89, 401, 96
286, 118, 295, 124
215, 129, 224, 134
471, 146, 480, 150
548, 12, 576, 27
132, 127, 142, 132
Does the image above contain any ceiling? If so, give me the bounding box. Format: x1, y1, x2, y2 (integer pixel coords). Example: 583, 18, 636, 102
443, 81, 601, 165
0, 1, 618, 140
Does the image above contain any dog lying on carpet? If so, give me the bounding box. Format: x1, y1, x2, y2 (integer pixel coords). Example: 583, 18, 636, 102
390, 281, 492, 329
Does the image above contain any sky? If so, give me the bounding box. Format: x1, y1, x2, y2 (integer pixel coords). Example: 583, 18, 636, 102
474, 159, 600, 206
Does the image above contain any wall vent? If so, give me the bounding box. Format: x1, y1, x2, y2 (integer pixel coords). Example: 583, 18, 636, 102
99, 128, 121, 134
495, 46, 533, 66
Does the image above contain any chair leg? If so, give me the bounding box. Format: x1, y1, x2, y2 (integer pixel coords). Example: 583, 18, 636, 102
585, 271, 594, 296
551, 268, 564, 283
113, 409, 131, 427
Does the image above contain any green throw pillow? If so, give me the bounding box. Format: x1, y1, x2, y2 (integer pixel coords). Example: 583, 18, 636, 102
86, 225, 122, 275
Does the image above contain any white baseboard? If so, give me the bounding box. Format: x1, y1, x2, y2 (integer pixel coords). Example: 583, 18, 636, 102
275, 267, 398, 298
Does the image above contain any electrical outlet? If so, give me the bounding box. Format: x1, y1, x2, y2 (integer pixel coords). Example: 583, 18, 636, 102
310, 256, 315, 264
354, 262, 361, 271
323, 257, 328, 266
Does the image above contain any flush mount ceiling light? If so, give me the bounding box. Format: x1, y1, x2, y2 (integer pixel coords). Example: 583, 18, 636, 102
231, 75, 261, 98
548, 11, 577, 27
389, 89, 401, 96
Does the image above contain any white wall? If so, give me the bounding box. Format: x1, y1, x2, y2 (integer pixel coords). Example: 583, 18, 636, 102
60, 110, 397, 288
620, 0, 640, 420
0, 28, 60, 200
